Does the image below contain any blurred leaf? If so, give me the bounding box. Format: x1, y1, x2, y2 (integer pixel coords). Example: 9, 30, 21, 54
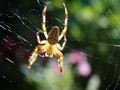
70, 23, 84, 41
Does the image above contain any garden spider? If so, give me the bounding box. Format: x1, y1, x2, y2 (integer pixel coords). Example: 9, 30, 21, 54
27, 3, 68, 72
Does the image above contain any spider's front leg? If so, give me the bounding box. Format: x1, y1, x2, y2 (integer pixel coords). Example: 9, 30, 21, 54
27, 47, 38, 68
27, 45, 46, 68
27, 30, 46, 68
54, 49, 64, 72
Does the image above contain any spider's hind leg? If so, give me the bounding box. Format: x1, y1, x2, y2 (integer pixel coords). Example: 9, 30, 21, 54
42, 4, 48, 39
59, 3, 68, 40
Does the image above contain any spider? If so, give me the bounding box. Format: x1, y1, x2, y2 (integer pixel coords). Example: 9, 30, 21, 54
27, 3, 68, 72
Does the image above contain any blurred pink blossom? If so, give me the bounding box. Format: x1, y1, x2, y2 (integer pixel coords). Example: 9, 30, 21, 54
77, 61, 91, 77
69, 51, 91, 77
69, 51, 87, 64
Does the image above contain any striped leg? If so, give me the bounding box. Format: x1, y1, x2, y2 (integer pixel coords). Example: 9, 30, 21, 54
54, 49, 64, 72
36, 30, 47, 44
42, 5, 48, 39
57, 34, 67, 51
59, 3, 68, 41
27, 47, 38, 68
27, 45, 45, 68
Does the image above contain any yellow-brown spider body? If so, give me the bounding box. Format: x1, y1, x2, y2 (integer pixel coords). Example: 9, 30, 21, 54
27, 3, 68, 72
48, 26, 59, 45
45, 26, 59, 57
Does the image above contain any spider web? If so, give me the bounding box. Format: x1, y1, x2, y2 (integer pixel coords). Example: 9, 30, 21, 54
0, 0, 120, 90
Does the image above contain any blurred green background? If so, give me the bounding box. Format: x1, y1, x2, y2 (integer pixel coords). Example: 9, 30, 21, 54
0, 0, 120, 90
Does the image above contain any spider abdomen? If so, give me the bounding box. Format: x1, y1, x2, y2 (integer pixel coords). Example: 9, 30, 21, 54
48, 26, 59, 45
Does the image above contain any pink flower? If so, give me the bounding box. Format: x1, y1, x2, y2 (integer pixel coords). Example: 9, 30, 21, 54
69, 51, 91, 77
77, 61, 91, 77
69, 51, 87, 64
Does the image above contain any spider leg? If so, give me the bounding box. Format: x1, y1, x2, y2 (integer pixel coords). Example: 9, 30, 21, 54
27, 45, 46, 68
36, 30, 47, 44
27, 47, 38, 68
59, 3, 68, 41
54, 49, 64, 72
57, 34, 67, 51
42, 4, 48, 39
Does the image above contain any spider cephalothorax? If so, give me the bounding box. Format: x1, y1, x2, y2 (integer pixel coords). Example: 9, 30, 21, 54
27, 3, 68, 72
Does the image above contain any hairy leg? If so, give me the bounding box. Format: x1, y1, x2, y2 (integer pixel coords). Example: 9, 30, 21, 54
27, 45, 46, 68
59, 3, 68, 40
42, 4, 48, 38
54, 49, 64, 72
